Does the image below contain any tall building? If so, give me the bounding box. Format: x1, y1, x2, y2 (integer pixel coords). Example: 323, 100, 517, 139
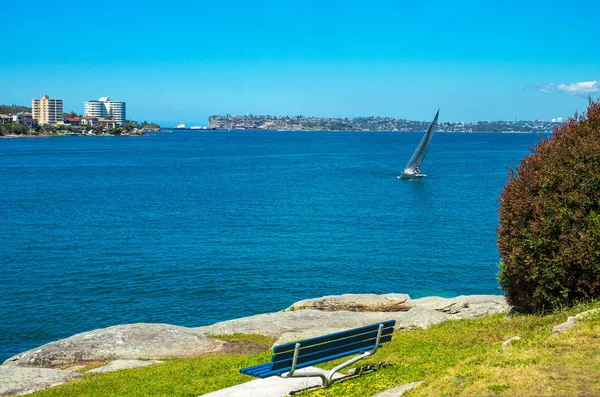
84, 97, 126, 125
32, 95, 63, 125
83, 101, 104, 118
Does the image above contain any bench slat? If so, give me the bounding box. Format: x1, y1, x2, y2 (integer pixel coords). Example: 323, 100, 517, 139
256, 344, 384, 378
273, 320, 396, 354
240, 363, 272, 377
272, 326, 394, 363
271, 334, 392, 371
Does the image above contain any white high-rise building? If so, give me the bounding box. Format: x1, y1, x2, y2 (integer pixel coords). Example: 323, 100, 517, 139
107, 101, 126, 125
32, 95, 63, 125
84, 101, 104, 118
84, 97, 126, 125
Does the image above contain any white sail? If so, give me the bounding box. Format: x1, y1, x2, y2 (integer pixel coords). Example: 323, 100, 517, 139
400, 109, 439, 179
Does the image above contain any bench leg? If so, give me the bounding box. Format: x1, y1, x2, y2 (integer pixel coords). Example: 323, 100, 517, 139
326, 350, 372, 383
282, 369, 330, 387
281, 324, 385, 387
326, 324, 384, 383
280, 343, 331, 386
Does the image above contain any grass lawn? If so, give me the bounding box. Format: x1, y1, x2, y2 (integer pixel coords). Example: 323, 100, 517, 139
30, 302, 600, 397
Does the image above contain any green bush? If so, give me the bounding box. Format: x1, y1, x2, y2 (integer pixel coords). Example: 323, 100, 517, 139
498, 99, 600, 313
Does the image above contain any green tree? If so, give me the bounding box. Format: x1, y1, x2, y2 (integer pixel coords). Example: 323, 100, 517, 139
0, 105, 32, 115
498, 98, 600, 313
123, 120, 138, 132
139, 121, 161, 130
39, 124, 56, 134
4, 122, 28, 135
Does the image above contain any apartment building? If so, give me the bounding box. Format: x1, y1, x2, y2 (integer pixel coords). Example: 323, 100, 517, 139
32, 95, 63, 125
84, 97, 126, 125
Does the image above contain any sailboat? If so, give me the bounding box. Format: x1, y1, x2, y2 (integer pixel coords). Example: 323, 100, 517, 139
398, 109, 439, 179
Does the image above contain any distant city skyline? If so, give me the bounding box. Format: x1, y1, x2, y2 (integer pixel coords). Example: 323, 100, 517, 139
2, 0, 599, 127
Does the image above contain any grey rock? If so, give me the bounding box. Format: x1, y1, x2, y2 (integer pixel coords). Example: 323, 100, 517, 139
552, 309, 600, 334
574, 308, 600, 321
285, 293, 413, 312
202, 295, 509, 341
411, 295, 509, 317
201, 309, 452, 341
552, 316, 577, 334
394, 307, 453, 330
86, 359, 163, 373
274, 328, 350, 345
202, 310, 409, 339
0, 366, 81, 396
501, 336, 521, 349
371, 381, 422, 397
3, 323, 224, 368
203, 306, 479, 343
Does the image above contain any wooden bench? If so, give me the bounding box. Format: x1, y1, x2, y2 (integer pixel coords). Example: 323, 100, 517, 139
240, 320, 396, 387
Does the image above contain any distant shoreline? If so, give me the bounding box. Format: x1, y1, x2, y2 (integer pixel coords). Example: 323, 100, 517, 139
0, 131, 149, 139
208, 114, 562, 133
165, 128, 553, 134
1, 129, 554, 139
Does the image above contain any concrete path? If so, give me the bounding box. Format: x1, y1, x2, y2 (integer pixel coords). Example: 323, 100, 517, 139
199, 367, 343, 397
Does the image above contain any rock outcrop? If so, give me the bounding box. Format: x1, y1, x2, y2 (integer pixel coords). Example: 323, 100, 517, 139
0, 366, 81, 396
3, 295, 509, 370
285, 293, 413, 312
3, 323, 224, 368
552, 308, 600, 334
410, 295, 509, 318
203, 294, 509, 342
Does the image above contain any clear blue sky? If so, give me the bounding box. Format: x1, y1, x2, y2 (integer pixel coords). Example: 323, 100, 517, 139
2, 0, 599, 126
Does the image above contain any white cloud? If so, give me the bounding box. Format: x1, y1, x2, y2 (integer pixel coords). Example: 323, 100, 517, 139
532, 80, 599, 97
531, 82, 556, 93
557, 81, 599, 96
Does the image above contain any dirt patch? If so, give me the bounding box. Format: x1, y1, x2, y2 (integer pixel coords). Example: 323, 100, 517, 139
219, 339, 273, 355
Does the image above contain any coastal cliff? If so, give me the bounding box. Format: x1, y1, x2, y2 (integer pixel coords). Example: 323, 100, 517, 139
3, 293, 508, 369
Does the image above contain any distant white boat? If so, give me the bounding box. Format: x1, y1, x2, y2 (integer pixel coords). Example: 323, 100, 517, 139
190, 126, 202, 130
176, 123, 186, 129
399, 109, 439, 179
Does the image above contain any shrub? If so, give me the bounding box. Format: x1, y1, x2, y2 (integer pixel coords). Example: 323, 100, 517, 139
498, 98, 600, 313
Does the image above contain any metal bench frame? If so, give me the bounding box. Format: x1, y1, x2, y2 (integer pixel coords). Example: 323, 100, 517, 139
240, 320, 394, 387
280, 323, 385, 386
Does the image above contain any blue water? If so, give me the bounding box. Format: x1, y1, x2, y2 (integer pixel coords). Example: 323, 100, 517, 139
0, 130, 545, 361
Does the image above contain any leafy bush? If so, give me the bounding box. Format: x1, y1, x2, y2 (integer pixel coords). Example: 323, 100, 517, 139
0, 122, 28, 135
498, 99, 600, 313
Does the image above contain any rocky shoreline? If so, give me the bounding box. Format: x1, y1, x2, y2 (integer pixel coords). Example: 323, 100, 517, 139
0, 131, 147, 138
1, 293, 509, 395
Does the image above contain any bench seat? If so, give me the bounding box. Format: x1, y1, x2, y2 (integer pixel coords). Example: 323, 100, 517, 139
240, 320, 395, 386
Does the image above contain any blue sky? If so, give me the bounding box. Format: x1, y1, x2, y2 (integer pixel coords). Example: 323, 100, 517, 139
2, 0, 599, 126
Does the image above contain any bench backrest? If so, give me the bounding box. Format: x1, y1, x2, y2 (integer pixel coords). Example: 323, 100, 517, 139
270, 320, 396, 372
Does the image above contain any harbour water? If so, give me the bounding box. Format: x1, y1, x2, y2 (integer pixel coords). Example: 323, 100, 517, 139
0, 130, 547, 361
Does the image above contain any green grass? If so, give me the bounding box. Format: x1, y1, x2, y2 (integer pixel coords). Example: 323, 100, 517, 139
30, 334, 276, 397
29, 303, 600, 397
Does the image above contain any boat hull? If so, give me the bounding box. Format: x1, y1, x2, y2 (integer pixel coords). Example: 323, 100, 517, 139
398, 172, 426, 179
